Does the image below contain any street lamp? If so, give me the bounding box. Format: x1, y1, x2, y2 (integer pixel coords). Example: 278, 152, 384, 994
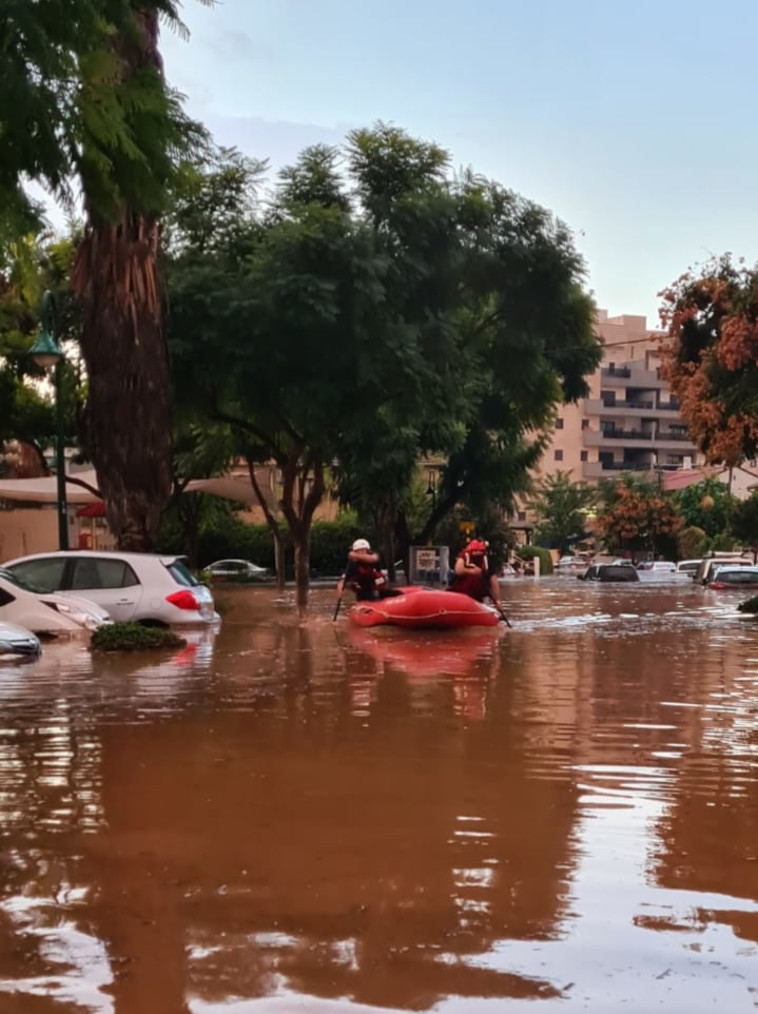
425, 469, 436, 510
28, 291, 68, 551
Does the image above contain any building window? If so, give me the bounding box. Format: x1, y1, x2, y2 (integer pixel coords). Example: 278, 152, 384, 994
580, 451, 588, 462
554, 449, 563, 461
556, 418, 564, 430
517, 511, 526, 522
581, 419, 589, 430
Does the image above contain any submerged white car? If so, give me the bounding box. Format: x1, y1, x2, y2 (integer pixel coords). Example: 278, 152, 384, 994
0, 620, 41, 657
1, 551, 218, 627
0, 567, 109, 634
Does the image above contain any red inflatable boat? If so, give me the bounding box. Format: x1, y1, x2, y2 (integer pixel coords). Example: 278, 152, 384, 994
348, 586, 501, 629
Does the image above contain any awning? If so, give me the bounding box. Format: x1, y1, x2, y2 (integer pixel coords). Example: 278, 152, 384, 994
184, 474, 261, 505
0, 469, 100, 505
76, 500, 106, 518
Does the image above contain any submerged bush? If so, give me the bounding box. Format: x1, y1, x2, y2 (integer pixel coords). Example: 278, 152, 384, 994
91, 623, 186, 652
516, 545, 553, 575
737, 596, 758, 615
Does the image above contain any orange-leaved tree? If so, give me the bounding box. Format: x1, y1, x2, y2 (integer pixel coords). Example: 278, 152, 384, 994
658, 255, 758, 467
597, 476, 682, 556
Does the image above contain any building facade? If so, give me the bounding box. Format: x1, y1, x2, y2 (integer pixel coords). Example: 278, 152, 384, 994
540, 310, 702, 485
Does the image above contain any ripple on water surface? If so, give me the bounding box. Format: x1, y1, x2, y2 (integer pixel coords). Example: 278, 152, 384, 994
0, 579, 757, 1013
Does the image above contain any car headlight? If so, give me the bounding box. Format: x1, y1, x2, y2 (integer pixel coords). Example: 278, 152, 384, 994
54, 601, 108, 631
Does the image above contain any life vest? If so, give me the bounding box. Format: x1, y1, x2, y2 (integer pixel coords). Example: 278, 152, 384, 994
349, 560, 386, 601
449, 545, 490, 602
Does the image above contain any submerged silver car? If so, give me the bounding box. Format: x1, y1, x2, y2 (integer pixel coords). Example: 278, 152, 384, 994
0, 620, 41, 657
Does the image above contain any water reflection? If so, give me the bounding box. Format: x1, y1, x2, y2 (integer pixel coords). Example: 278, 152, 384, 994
0, 580, 756, 1012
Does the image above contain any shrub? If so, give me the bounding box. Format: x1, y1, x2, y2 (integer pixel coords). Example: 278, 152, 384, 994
677, 525, 708, 560
738, 596, 758, 614
91, 623, 186, 652
516, 545, 553, 575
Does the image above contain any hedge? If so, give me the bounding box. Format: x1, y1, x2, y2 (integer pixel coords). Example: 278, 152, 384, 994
189, 515, 368, 575
516, 545, 553, 575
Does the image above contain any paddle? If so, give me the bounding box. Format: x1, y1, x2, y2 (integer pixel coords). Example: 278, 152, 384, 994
332, 592, 343, 622
494, 602, 512, 627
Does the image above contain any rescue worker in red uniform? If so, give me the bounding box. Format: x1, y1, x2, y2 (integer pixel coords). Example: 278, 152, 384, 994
448, 539, 502, 608
336, 538, 388, 602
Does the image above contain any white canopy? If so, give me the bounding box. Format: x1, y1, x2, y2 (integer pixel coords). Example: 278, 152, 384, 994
184, 474, 261, 505
0, 469, 100, 505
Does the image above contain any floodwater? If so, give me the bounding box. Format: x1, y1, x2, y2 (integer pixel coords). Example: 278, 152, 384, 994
0, 579, 757, 1014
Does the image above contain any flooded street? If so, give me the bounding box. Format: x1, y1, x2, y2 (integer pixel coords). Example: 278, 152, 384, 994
1, 578, 757, 1014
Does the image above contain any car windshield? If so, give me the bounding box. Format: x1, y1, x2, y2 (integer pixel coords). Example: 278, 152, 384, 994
0, 567, 39, 593
167, 559, 200, 587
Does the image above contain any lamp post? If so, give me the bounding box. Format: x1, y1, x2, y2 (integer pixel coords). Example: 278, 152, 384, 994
29, 291, 68, 551
425, 469, 436, 510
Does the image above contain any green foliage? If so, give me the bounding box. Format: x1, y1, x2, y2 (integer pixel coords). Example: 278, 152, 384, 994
672, 478, 736, 537
1, 1, 208, 223
710, 531, 739, 552
0, 228, 81, 461
157, 511, 367, 576
676, 525, 708, 560
730, 494, 758, 550
529, 470, 596, 550
168, 131, 601, 600
737, 595, 758, 615
517, 545, 554, 575
91, 621, 186, 652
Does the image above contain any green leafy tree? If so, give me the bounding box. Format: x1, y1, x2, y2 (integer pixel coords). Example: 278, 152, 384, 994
0, 229, 81, 473
671, 477, 736, 538
169, 130, 601, 606
335, 126, 601, 569
529, 471, 596, 552
730, 495, 758, 557
676, 525, 708, 560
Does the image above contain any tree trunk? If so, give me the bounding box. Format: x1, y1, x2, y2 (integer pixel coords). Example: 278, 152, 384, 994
278, 449, 325, 609
273, 534, 286, 590
72, 212, 171, 550
292, 529, 310, 611
71, 11, 172, 551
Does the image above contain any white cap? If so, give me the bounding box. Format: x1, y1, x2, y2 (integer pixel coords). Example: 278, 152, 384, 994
352, 538, 371, 551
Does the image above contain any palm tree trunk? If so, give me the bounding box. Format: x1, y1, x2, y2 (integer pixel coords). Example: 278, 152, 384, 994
73, 211, 171, 551
71, 10, 172, 550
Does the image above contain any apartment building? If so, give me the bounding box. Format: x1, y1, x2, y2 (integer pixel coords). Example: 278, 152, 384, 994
540, 309, 702, 485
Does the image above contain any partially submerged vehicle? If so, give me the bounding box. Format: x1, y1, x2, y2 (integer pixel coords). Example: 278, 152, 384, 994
578, 564, 640, 583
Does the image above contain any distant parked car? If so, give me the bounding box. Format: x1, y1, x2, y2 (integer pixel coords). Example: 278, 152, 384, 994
0, 567, 110, 634
695, 555, 754, 586
0, 620, 41, 657
708, 566, 758, 590
637, 560, 676, 573
205, 559, 271, 582
1, 552, 218, 627
578, 564, 640, 583
676, 559, 701, 577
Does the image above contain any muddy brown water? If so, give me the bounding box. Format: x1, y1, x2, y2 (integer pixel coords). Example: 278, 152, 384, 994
0, 578, 757, 1014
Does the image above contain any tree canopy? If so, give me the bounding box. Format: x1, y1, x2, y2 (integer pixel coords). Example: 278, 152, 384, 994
529, 471, 596, 551
167, 129, 602, 601
659, 255, 758, 467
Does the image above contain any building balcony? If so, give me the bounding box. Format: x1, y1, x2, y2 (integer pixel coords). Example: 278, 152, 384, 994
654, 431, 693, 444
584, 429, 654, 448
601, 365, 664, 389
581, 460, 653, 479
585, 399, 682, 419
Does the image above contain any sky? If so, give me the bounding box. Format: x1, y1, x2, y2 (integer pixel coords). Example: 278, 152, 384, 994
157, 0, 758, 326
